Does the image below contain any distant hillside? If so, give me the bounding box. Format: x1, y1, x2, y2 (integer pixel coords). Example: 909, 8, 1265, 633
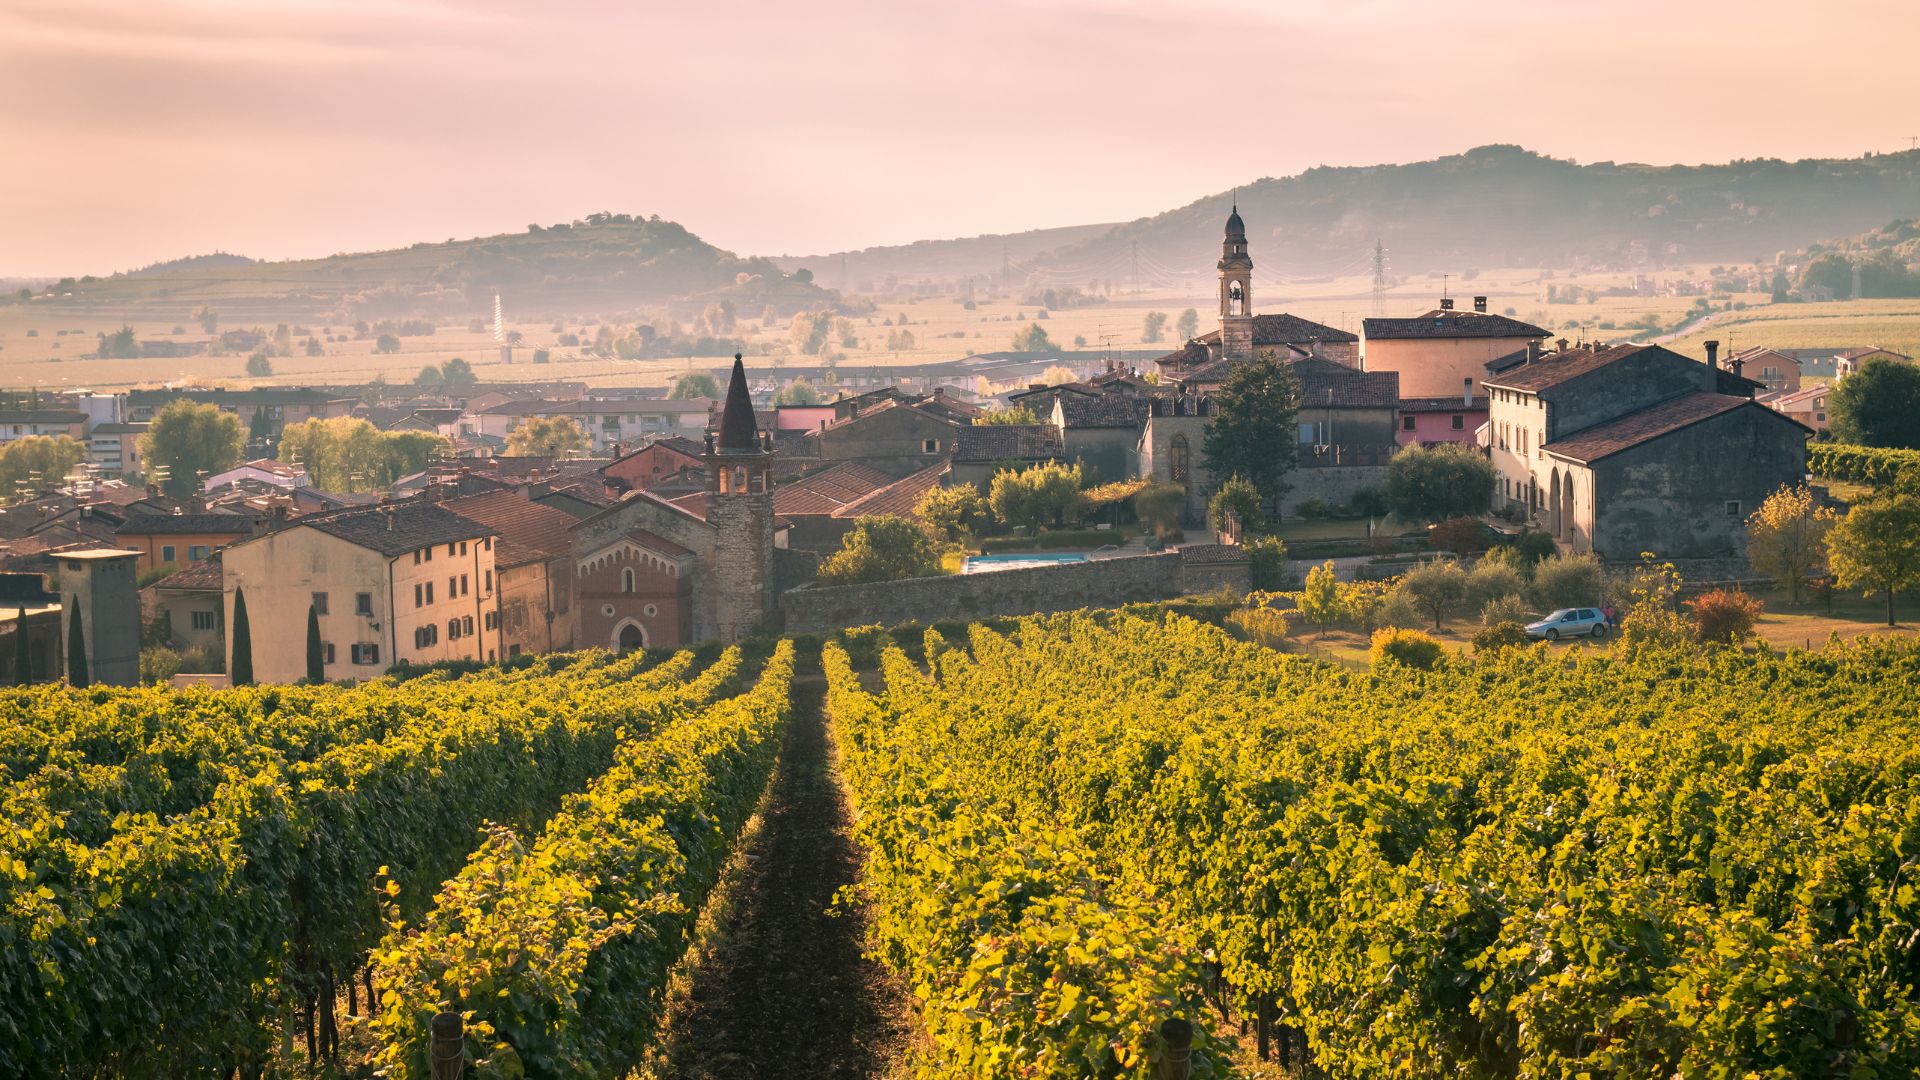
772, 222, 1117, 291
790, 146, 1920, 288
125, 252, 257, 276
1796, 216, 1920, 298
38, 214, 845, 321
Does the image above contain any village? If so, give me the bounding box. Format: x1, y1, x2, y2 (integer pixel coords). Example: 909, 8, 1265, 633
0, 207, 1909, 685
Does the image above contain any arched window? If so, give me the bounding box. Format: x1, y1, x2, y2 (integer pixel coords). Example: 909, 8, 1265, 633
1169, 433, 1190, 483
621, 567, 635, 593
1227, 280, 1244, 317
732, 466, 748, 494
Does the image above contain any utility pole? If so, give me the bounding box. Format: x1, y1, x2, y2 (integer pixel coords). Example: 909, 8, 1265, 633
1130, 240, 1140, 296
1370, 239, 1387, 316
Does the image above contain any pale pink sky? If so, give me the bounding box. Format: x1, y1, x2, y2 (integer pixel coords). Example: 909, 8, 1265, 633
1, 0, 1915, 275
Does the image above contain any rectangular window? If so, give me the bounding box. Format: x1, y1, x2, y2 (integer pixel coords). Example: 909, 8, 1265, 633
459, 541, 467, 555
460, 574, 469, 596
447, 543, 456, 557
191, 610, 216, 631
485, 569, 493, 592
161, 544, 176, 563
189, 545, 209, 561
414, 583, 423, 608
426, 582, 435, 604
921, 438, 940, 453
1725, 500, 1741, 517
311, 591, 329, 616
1451, 414, 1465, 430
351, 643, 380, 665
323, 643, 336, 665
1401, 414, 1417, 431
413, 550, 421, 565
355, 592, 373, 616
448, 576, 457, 597
508, 644, 522, 658
462, 615, 474, 636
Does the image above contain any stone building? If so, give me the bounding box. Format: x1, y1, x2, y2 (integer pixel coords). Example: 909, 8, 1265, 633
57, 550, 140, 686
1483, 343, 1809, 559
442, 490, 578, 658
569, 357, 778, 646
1361, 298, 1548, 399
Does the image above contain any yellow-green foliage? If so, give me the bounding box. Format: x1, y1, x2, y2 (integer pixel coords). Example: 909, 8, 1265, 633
1225, 605, 1289, 648
1369, 625, 1445, 670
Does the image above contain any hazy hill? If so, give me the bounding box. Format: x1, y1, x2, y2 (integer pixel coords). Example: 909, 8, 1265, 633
37, 214, 843, 321
783, 146, 1920, 288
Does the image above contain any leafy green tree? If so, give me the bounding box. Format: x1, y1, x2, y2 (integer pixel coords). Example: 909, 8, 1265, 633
672, 373, 720, 399
1531, 552, 1604, 611
773, 381, 820, 406
142, 400, 245, 499
1011, 323, 1056, 352
194, 306, 218, 333
375, 333, 402, 354
230, 588, 254, 686
415, 365, 444, 387
1398, 559, 1470, 630
1385, 442, 1496, 522
1202, 351, 1301, 505
506, 416, 589, 458
245, 352, 273, 378
817, 516, 943, 585
440, 357, 476, 385
1142, 311, 1168, 344
1246, 535, 1289, 589
916, 484, 989, 543
1131, 482, 1187, 537
1828, 358, 1920, 449
0, 436, 87, 504
279, 417, 450, 491
306, 605, 324, 684
1299, 561, 1345, 636
96, 325, 139, 358
1208, 476, 1263, 535
1828, 488, 1920, 626
989, 462, 1085, 531
1175, 308, 1200, 341
978, 405, 1040, 426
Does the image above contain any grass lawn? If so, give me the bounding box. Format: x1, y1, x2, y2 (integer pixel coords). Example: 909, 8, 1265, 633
1273, 516, 1422, 543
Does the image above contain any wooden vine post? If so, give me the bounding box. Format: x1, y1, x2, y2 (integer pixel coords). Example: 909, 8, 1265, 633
1157, 1017, 1193, 1080
429, 1012, 464, 1080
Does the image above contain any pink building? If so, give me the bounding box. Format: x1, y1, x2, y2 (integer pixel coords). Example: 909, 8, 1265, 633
770, 405, 835, 433
1397, 395, 1488, 447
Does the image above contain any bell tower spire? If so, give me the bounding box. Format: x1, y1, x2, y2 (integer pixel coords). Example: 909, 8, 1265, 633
1218, 196, 1254, 362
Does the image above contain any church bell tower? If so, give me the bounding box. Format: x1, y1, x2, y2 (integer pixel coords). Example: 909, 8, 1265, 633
1218, 201, 1254, 363
704, 354, 775, 641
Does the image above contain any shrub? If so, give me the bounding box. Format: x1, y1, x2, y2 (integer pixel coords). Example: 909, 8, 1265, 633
1296, 497, 1328, 520
1430, 517, 1488, 555
1511, 530, 1557, 566
1370, 627, 1444, 670
1245, 535, 1289, 590
1686, 589, 1763, 644
817, 516, 942, 586
1350, 486, 1391, 518
1471, 621, 1531, 654
1208, 476, 1263, 535
1339, 580, 1390, 634
1226, 606, 1289, 648
1466, 559, 1528, 611
139, 646, 182, 684
1398, 559, 1470, 629
1480, 593, 1533, 627
1379, 587, 1427, 629
1532, 553, 1604, 611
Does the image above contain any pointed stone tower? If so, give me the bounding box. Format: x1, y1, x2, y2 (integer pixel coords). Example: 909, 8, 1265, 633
1218, 201, 1255, 363
703, 355, 775, 641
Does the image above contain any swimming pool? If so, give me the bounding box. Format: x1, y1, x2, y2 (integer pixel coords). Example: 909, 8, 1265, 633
961, 553, 1090, 574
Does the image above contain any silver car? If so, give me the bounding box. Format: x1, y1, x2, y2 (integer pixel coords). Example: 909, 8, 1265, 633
1525, 607, 1610, 641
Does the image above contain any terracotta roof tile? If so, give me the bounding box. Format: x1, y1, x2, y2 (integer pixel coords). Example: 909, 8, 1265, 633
1542, 393, 1770, 464
1363, 310, 1550, 340
832, 462, 952, 519
442, 491, 581, 567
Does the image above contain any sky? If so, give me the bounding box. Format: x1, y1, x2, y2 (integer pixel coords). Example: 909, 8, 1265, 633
2, 0, 1917, 275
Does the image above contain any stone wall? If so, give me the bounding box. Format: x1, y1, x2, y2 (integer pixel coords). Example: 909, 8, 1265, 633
781, 548, 1243, 635
1278, 464, 1390, 518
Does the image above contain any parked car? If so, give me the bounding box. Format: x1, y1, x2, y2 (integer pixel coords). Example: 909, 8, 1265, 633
1525, 607, 1610, 641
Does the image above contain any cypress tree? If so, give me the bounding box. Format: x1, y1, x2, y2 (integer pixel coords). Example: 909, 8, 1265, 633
66, 606, 88, 688
305, 604, 324, 684
231, 587, 254, 686
14, 606, 30, 685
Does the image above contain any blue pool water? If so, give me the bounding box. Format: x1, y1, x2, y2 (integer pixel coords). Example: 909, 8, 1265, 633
962, 552, 1089, 574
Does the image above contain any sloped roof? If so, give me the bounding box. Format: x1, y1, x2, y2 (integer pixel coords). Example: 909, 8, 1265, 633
1055, 392, 1149, 428
1399, 395, 1488, 413
1482, 344, 1646, 393
771, 462, 895, 517
1291, 356, 1400, 409
297, 502, 493, 556
148, 552, 223, 592
1542, 393, 1799, 464
832, 462, 952, 519
952, 424, 1061, 462
1363, 310, 1550, 340
116, 511, 262, 536
442, 490, 581, 568
0, 410, 87, 424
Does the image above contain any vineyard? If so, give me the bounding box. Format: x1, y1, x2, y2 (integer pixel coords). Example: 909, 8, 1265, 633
0, 641, 795, 1077
826, 612, 1920, 1077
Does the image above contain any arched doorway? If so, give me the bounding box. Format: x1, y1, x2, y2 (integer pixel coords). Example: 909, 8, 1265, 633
1548, 469, 1562, 537
614, 621, 646, 654
1560, 474, 1576, 547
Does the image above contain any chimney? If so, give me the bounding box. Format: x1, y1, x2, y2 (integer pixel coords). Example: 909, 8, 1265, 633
1473, 295, 1488, 313
1463, 377, 1474, 407
382, 501, 395, 531
1556, 338, 1570, 353
1439, 297, 1455, 311
1526, 340, 1543, 365
1703, 340, 1720, 369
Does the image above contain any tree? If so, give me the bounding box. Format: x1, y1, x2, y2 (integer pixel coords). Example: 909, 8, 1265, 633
279, 416, 449, 492
1398, 560, 1470, 630
1131, 482, 1187, 537
1745, 484, 1836, 602
306, 605, 324, 684
1202, 351, 1301, 505
1828, 489, 1920, 626
230, 588, 254, 686
1828, 358, 1920, 449
507, 416, 589, 458
374, 333, 402, 354
1686, 589, 1763, 644
1011, 323, 1056, 352
989, 462, 1086, 532
0, 436, 87, 504
672, 372, 720, 399
773, 381, 821, 406
817, 516, 942, 585
66, 607, 87, 688
978, 405, 1039, 426
1142, 311, 1168, 343
96, 325, 139, 358
14, 606, 29, 685
916, 484, 989, 543
142, 400, 244, 499
194, 306, 218, 333
1208, 476, 1263, 535
1298, 561, 1344, 637
415, 365, 444, 387
1466, 559, 1528, 613
1385, 442, 1496, 523
1175, 308, 1200, 341
440, 357, 476, 385
1531, 553, 1604, 611
245, 352, 273, 378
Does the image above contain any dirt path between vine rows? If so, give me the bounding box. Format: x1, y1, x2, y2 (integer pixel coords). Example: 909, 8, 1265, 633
648, 667, 915, 1079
